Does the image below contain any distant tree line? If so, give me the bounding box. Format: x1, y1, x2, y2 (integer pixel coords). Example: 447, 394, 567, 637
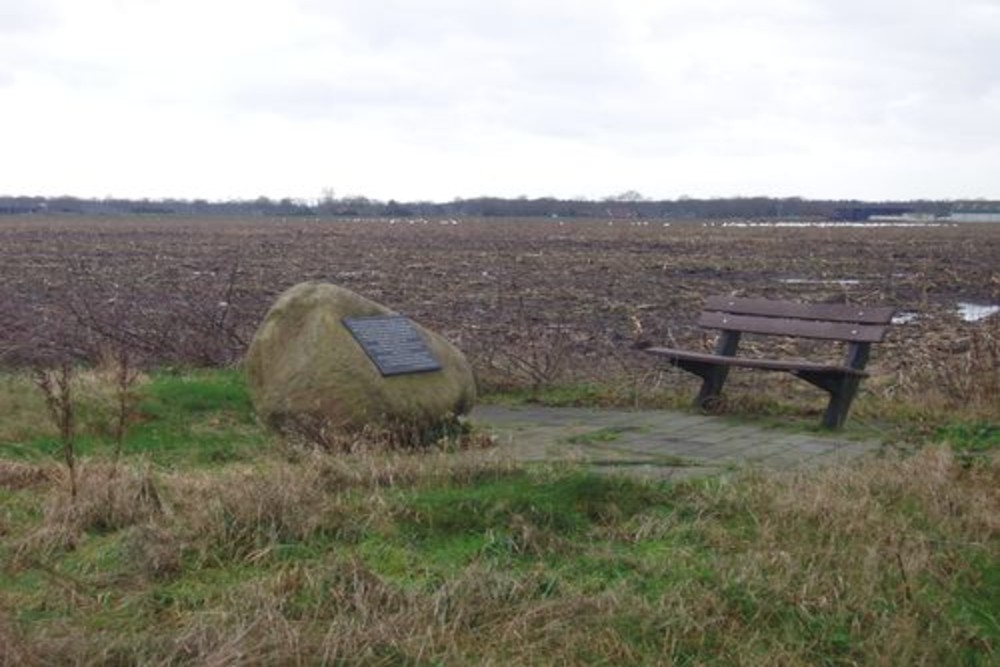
0, 194, 970, 220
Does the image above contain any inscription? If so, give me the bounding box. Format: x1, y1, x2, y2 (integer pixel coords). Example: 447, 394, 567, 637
342, 315, 443, 376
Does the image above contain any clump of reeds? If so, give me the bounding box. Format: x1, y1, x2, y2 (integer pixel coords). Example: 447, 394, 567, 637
893, 319, 999, 412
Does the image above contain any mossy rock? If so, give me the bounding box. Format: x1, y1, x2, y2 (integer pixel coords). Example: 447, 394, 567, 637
245, 282, 476, 445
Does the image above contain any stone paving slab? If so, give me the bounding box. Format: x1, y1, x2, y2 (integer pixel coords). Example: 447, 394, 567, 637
471, 404, 881, 481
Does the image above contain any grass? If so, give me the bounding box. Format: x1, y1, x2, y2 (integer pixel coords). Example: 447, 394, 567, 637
564, 425, 645, 445
934, 422, 1000, 454
481, 381, 638, 408
1, 365, 998, 665
0, 367, 270, 466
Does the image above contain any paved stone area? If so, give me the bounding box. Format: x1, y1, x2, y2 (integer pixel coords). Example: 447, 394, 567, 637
470, 405, 882, 481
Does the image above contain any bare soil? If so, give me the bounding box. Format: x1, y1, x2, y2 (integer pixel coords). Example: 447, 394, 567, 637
1, 215, 997, 388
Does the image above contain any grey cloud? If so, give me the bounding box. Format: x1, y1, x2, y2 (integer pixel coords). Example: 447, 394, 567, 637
231, 77, 447, 122
293, 0, 639, 94
5, 0, 997, 199
190, 0, 1000, 156
231, 1, 645, 142
0, 1, 56, 34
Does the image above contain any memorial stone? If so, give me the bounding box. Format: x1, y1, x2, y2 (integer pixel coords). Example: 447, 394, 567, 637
245, 282, 476, 443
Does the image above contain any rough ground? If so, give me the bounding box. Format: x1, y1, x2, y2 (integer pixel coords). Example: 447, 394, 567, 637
2, 216, 996, 379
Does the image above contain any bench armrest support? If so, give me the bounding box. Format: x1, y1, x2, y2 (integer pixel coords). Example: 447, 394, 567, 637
693, 330, 742, 408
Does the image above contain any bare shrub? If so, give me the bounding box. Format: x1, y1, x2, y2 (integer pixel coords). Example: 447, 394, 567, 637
64, 352, 149, 443
104, 347, 142, 463
65, 255, 252, 367
32, 363, 77, 499
477, 296, 577, 392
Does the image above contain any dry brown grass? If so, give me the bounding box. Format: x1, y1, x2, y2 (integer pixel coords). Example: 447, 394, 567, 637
165, 449, 523, 565
0, 609, 37, 667
4, 446, 995, 665
639, 447, 998, 665
0, 460, 52, 492
168, 461, 341, 562
15, 461, 163, 557
889, 318, 999, 414
81, 560, 628, 666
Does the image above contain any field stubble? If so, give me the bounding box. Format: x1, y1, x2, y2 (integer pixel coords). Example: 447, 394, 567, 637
0, 216, 997, 423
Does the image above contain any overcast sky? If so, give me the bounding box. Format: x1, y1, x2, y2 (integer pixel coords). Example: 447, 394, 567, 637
2, 0, 999, 202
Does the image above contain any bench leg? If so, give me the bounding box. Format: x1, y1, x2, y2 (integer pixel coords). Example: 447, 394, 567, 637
691, 330, 741, 410
817, 343, 870, 429
694, 365, 730, 410
671, 359, 731, 411
797, 371, 862, 430
821, 376, 862, 429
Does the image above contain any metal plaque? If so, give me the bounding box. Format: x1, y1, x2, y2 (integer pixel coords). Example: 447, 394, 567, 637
342, 315, 443, 376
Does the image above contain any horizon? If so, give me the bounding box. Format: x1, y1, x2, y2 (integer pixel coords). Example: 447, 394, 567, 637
3, 192, 998, 206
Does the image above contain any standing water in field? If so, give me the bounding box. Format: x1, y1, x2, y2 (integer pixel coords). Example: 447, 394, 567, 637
957, 302, 999, 322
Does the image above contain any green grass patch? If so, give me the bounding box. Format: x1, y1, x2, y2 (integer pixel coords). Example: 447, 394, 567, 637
950, 554, 1000, 645
564, 425, 644, 445
0, 367, 271, 465
142, 367, 253, 415
402, 471, 673, 541
934, 421, 1000, 453
482, 382, 616, 407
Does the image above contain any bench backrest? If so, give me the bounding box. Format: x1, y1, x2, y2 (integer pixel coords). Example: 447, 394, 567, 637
698, 296, 895, 343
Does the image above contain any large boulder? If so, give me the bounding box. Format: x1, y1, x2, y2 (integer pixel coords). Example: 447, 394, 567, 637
245, 282, 476, 444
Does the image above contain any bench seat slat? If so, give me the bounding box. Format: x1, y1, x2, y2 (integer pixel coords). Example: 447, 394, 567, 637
698, 311, 888, 342
704, 296, 895, 325
645, 347, 869, 376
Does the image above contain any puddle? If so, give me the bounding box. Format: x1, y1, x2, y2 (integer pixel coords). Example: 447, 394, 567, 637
717, 221, 951, 228
779, 278, 863, 286
892, 312, 919, 324
957, 302, 1000, 322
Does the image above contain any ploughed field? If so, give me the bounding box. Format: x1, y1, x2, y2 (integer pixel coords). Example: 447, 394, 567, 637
1, 215, 997, 393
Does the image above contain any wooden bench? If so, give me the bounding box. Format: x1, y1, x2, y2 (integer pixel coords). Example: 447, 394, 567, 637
643, 296, 896, 429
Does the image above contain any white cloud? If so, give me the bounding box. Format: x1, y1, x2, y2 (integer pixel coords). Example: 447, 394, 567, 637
1, 0, 998, 200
